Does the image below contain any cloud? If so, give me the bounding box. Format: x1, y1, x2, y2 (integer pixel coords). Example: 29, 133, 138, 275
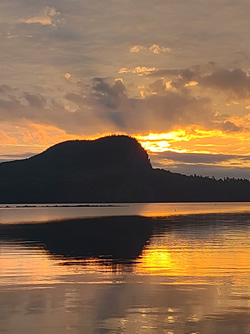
149, 44, 171, 54
149, 79, 167, 94
91, 78, 127, 110
0, 129, 18, 145
118, 66, 156, 75
84, 78, 214, 133
220, 120, 242, 132
0, 85, 12, 94
1, 49, 250, 158
0, 152, 36, 162
129, 44, 171, 54
149, 63, 250, 102
0, 77, 223, 136
150, 151, 240, 164
130, 45, 146, 53
24, 92, 47, 108
152, 159, 250, 179
64, 73, 71, 80
148, 63, 217, 88
64, 92, 86, 107
22, 7, 60, 26
199, 68, 250, 101
150, 151, 250, 179
1, 71, 249, 141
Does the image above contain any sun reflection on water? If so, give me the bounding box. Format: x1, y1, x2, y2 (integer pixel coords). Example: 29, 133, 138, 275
0, 209, 249, 334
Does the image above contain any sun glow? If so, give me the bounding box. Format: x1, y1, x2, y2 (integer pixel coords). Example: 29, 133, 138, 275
135, 126, 250, 156
1, 120, 250, 172
135, 130, 190, 153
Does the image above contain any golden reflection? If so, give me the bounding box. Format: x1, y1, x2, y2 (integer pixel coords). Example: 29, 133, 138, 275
1, 223, 249, 288
139, 246, 172, 272
136, 231, 250, 285
0, 215, 249, 334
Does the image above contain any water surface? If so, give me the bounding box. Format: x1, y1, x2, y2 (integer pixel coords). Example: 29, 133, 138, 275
0, 203, 249, 333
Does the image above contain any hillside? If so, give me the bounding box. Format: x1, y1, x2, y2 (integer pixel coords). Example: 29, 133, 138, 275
0, 135, 249, 203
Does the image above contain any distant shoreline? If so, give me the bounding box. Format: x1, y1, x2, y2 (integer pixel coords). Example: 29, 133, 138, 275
3, 204, 128, 208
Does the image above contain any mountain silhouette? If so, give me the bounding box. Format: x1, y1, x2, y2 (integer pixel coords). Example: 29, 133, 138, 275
0, 135, 249, 203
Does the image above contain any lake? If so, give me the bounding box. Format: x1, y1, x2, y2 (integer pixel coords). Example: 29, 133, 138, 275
0, 203, 249, 334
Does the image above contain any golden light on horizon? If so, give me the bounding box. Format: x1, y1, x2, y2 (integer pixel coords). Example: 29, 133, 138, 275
135, 126, 250, 156
135, 130, 189, 153
1, 120, 250, 173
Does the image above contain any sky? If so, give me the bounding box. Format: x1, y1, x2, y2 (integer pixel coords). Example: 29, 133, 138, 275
1, 0, 250, 179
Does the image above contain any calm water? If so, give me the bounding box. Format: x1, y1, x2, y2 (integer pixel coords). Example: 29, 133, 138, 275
0, 203, 249, 334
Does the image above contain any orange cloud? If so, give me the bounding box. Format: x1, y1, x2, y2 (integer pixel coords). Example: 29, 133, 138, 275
129, 45, 146, 53
129, 44, 171, 54
0, 129, 18, 146
149, 44, 171, 54
23, 7, 60, 26
118, 66, 156, 75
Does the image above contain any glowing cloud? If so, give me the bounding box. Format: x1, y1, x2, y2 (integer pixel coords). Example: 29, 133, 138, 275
184, 81, 198, 87
118, 66, 156, 75
64, 73, 71, 80
23, 7, 60, 26
149, 44, 171, 54
130, 45, 146, 53
130, 44, 171, 54
136, 127, 250, 157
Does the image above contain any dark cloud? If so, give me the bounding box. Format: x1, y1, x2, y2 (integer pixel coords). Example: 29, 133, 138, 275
64, 92, 86, 107
86, 79, 214, 132
151, 160, 250, 180
220, 121, 242, 132
24, 92, 47, 108
149, 69, 184, 78
0, 78, 215, 135
0, 152, 36, 162
200, 68, 250, 100
0, 85, 12, 94
91, 78, 127, 110
1, 72, 248, 137
149, 62, 216, 80
149, 150, 250, 179
150, 151, 237, 164
149, 63, 250, 102
148, 79, 166, 94
140, 92, 213, 130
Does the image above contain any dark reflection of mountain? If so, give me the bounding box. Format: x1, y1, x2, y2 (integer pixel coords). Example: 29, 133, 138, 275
1, 212, 249, 266
0, 216, 153, 263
